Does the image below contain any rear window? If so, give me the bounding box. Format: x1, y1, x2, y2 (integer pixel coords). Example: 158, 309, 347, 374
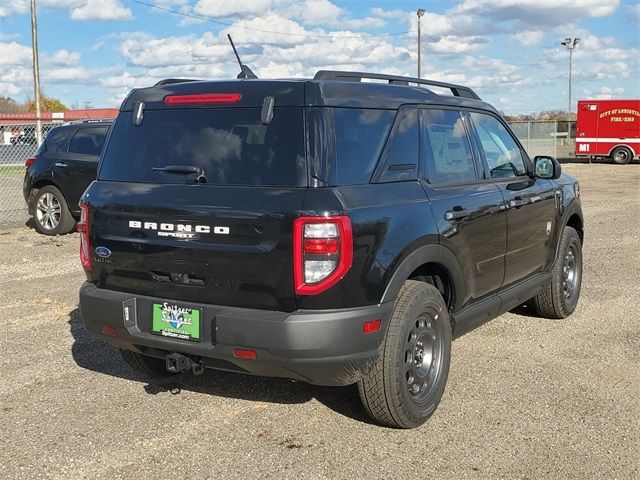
99, 108, 306, 186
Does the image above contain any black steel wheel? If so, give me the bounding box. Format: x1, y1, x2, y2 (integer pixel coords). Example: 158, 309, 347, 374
358, 280, 452, 428
404, 314, 446, 401
533, 226, 583, 319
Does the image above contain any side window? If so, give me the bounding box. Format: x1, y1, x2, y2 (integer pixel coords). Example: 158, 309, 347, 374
420, 109, 477, 184
68, 126, 108, 156
375, 107, 418, 183
469, 112, 526, 178
333, 108, 395, 185
45, 128, 72, 153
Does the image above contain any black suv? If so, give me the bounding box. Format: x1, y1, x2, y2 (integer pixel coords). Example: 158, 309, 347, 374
79, 72, 583, 428
23, 120, 111, 235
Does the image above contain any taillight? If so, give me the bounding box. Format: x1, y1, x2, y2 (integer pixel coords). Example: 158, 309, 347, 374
25, 156, 35, 168
163, 93, 242, 105
293, 215, 353, 295
78, 203, 91, 271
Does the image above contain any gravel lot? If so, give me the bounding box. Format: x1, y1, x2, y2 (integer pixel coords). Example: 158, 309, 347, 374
0, 164, 638, 480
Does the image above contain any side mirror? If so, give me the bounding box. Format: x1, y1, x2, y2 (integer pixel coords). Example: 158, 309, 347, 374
533, 156, 561, 180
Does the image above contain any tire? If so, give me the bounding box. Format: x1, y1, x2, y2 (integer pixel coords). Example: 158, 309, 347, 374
532, 226, 582, 319
358, 280, 452, 428
31, 185, 76, 235
120, 349, 175, 377
611, 146, 633, 165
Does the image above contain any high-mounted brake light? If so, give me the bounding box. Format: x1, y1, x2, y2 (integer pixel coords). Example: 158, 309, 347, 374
163, 93, 242, 105
25, 156, 35, 168
78, 203, 91, 271
293, 216, 353, 295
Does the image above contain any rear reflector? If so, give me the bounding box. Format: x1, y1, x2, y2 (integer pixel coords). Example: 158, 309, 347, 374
25, 156, 35, 168
101, 325, 118, 337
233, 348, 257, 360
363, 320, 382, 334
164, 93, 242, 105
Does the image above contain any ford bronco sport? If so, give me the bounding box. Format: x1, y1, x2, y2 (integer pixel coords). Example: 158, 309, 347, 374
79, 71, 583, 428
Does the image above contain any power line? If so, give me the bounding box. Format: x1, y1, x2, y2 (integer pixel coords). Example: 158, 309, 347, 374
128, 0, 564, 69
128, 0, 410, 39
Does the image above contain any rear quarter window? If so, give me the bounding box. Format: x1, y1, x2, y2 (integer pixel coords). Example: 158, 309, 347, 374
44, 127, 73, 153
334, 108, 395, 185
375, 107, 419, 183
306, 107, 395, 186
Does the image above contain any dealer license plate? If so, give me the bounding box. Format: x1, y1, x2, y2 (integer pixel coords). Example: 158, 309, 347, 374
151, 302, 201, 341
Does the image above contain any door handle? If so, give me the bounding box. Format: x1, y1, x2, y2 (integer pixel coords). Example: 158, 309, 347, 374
509, 196, 527, 208
444, 208, 471, 221
54, 162, 68, 167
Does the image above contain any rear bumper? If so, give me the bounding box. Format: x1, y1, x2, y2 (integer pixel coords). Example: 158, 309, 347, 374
79, 282, 394, 386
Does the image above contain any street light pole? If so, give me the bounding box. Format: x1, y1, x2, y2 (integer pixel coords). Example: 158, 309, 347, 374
417, 9, 425, 78
561, 37, 580, 121
30, 0, 43, 146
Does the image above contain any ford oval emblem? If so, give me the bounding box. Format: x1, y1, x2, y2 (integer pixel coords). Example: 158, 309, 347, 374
95, 246, 112, 258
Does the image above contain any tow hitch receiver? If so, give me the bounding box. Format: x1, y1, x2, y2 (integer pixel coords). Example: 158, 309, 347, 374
165, 352, 204, 376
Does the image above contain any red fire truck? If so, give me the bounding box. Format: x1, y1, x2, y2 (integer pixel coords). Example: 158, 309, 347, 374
575, 99, 640, 164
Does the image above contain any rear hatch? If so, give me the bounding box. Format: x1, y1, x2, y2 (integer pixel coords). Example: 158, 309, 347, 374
85, 89, 306, 312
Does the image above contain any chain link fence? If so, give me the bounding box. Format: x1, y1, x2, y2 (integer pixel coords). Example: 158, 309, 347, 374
0, 117, 580, 228
0, 120, 62, 226
507, 120, 577, 160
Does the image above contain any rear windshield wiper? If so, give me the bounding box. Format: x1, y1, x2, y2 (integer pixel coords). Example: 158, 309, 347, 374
152, 165, 206, 183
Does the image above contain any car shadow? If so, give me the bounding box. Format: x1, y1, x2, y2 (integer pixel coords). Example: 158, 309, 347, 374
67, 307, 375, 425
509, 301, 539, 318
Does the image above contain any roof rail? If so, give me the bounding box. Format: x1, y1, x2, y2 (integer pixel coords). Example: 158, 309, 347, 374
313, 70, 481, 100
154, 78, 200, 86
63, 118, 113, 125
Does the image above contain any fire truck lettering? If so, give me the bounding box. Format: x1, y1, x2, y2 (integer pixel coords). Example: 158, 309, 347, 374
600, 109, 640, 119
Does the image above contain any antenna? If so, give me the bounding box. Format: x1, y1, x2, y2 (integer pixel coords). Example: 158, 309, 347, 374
227, 34, 258, 79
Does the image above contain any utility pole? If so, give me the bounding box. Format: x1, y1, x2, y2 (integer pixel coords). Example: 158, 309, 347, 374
30, 0, 43, 146
417, 9, 425, 78
561, 37, 580, 122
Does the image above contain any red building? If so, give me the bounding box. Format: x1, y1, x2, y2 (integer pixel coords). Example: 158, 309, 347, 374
0, 109, 118, 145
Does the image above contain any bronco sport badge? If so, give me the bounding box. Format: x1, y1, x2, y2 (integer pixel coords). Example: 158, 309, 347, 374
128, 220, 230, 239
